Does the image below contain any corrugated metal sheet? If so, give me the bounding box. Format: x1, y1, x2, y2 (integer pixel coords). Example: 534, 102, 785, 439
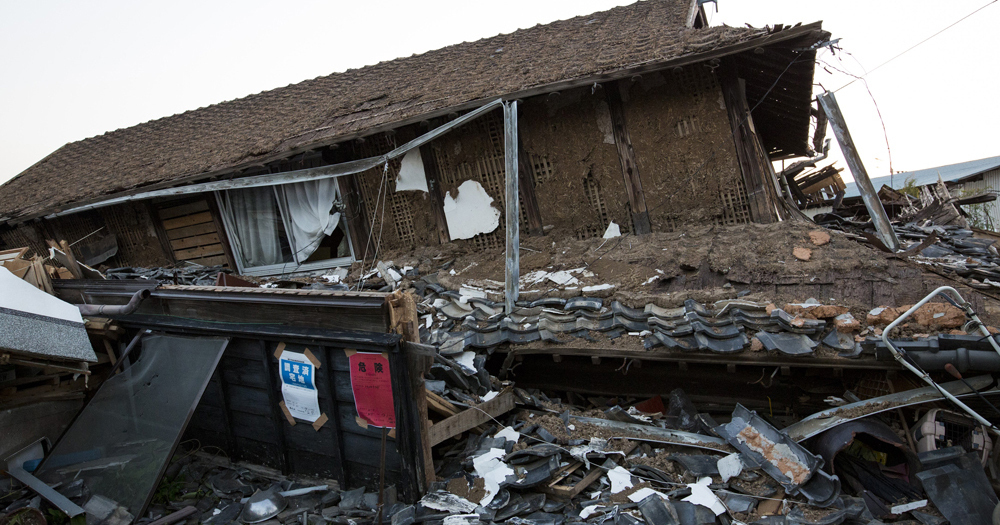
844, 155, 1000, 198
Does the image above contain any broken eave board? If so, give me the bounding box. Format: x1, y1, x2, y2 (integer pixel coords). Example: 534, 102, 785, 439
499, 344, 900, 370
51, 280, 391, 333
0, 266, 97, 363
783, 375, 998, 441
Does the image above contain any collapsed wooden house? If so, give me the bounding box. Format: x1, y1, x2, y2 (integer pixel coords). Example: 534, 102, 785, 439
0, 0, 830, 277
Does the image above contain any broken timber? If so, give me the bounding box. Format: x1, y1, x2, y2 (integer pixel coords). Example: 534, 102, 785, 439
427, 390, 516, 446
817, 91, 900, 252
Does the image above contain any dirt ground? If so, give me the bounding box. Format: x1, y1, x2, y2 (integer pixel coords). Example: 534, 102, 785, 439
369, 220, 892, 311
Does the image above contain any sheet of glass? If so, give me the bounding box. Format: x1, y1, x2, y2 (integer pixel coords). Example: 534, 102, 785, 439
34, 335, 229, 519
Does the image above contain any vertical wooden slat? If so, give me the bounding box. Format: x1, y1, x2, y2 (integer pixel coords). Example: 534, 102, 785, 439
419, 145, 451, 244
720, 66, 781, 223
261, 341, 291, 473
516, 136, 544, 235
605, 82, 652, 235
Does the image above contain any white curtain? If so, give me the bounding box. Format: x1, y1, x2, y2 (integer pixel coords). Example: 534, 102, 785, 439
223, 187, 286, 267
274, 179, 341, 264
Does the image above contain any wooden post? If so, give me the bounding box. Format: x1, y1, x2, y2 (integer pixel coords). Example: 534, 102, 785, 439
818, 91, 900, 252
503, 101, 520, 314
720, 68, 782, 223
605, 81, 652, 235
419, 146, 451, 244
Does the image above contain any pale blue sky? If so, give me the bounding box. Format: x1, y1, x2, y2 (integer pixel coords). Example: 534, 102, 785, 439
1, 0, 997, 185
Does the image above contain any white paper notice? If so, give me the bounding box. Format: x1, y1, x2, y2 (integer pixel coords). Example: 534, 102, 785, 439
279, 351, 321, 422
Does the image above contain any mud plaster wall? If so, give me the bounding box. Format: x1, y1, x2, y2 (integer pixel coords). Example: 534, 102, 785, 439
356, 68, 747, 255
519, 87, 634, 240
622, 67, 747, 230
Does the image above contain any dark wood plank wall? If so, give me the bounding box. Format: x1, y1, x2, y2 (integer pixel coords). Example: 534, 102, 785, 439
185, 335, 421, 501
157, 199, 232, 267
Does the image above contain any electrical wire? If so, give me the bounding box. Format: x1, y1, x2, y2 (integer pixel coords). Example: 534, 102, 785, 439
832, 0, 998, 93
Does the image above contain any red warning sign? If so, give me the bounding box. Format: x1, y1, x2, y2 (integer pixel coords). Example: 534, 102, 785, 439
349, 352, 396, 428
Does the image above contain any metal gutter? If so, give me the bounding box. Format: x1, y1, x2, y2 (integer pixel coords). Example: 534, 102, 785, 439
53, 281, 388, 309
44, 99, 504, 218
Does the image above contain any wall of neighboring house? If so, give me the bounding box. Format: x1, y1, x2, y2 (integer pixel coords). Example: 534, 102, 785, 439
951, 168, 1000, 232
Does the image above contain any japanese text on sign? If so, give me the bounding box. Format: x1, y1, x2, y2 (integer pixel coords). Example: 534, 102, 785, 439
349, 352, 395, 428
279, 351, 321, 422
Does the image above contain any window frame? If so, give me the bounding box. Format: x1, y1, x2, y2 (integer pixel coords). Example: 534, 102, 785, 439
214, 187, 356, 277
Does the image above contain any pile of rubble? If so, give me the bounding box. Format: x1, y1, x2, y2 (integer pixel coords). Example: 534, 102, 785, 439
419, 381, 1000, 525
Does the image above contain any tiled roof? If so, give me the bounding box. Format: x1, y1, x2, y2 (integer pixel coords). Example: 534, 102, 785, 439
0, 0, 820, 221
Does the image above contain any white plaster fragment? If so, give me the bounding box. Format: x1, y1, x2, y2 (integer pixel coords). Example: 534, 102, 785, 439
603, 221, 621, 239
582, 284, 615, 292
481, 391, 499, 402
395, 149, 429, 192
454, 351, 478, 375
443, 181, 501, 240
579, 505, 605, 519
717, 453, 743, 483
683, 477, 726, 515
521, 270, 548, 285
547, 271, 580, 286
494, 426, 520, 443
607, 466, 634, 494
420, 492, 477, 513
627, 487, 669, 503
472, 448, 513, 507
890, 500, 927, 514
459, 286, 487, 304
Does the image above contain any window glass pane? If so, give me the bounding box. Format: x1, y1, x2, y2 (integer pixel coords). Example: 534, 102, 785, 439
34, 335, 229, 518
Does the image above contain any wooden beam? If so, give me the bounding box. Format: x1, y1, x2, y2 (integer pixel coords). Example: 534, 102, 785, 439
419, 145, 451, 244
605, 82, 651, 235
817, 91, 900, 252
719, 68, 781, 223
504, 101, 521, 314
337, 174, 371, 256
427, 390, 516, 446
58, 240, 84, 280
